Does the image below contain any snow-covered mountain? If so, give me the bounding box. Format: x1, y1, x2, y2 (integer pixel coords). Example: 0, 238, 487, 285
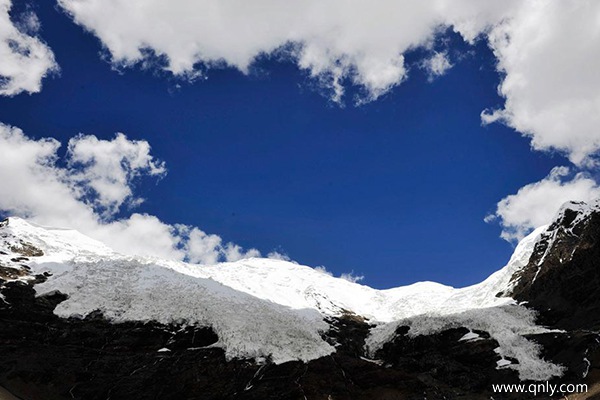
2, 201, 600, 399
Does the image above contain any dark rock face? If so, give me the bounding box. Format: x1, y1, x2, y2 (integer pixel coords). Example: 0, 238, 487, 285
0, 277, 250, 400
503, 201, 600, 398
0, 276, 422, 400
8, 241, 44, 257
323, 312, 374, 357
373, 326, 516, 393
526, 331, 600, 381
509, 202, 600, 330
3, 272, 582, 400
0, 277, 523, 400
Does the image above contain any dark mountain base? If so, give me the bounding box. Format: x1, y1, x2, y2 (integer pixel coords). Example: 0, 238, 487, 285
0, 275, 595, 400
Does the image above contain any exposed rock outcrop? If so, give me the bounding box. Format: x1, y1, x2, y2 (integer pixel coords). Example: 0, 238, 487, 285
509, 201, 600, 330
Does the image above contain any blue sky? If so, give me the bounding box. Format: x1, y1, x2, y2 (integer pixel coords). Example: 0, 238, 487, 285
1, 0, 599, 289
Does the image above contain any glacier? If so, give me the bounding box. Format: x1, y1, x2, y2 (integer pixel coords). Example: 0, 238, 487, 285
0, 216, 564, 380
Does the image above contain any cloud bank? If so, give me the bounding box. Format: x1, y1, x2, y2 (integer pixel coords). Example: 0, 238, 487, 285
6, 0, 600, 244
486, 167, 600, 242
56, 0, 519, 103
56, 0, 600, 164
0, 123, 260, 263
0, 0, 57, 96
481, 0, 600, 166
55, 0, 600, 240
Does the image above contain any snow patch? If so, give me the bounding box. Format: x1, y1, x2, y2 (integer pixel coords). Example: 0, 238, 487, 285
34, 257, 333, 364
497, 358, 512, 368
366, 306, 565, 381
459, 331, 481, 342
583, 357, 590, 378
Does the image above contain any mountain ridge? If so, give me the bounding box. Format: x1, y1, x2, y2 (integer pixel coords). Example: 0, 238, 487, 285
2, 202, 600, 399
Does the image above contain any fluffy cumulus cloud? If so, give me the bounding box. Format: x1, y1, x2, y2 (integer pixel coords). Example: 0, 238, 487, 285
422, 52, 453, 81
57, 0, 520, 103
67, 133, 166, 216
486, 167, 600, 242
56, 0, 600, 163
0, 123, 260, 263
0, 0, 58, 96
482, 0, 600, 165
5, 0, 600, 248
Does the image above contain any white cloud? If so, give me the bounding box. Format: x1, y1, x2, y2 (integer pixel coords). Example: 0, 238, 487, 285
340, 271, 365, 283
0, 0, 58, 96
486, 167, 600, 242
222, 243, 261, 263
56, 0, 600, 163
482, 1, 600, 165
314, 266, 333, 276
56, 0, 518, 103
183, 226, 225, 265
422, 51, 452, 81
313, 265, 364, 283
266, 251, 292, 262
0, 123, 260, 263
67, 133, 166, 216
6, 0, 600, 248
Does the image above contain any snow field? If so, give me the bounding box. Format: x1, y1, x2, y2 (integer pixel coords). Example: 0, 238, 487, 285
1, 217, 568, 379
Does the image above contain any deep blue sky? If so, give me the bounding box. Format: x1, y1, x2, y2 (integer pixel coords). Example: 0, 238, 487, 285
0, 1, 566, 288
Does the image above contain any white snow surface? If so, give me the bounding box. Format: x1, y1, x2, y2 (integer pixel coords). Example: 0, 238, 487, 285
1, 217, 564, 378
3, 218, 332, 363
459, 331, 481, 342
553, 199, 600, 230
365, 305, 564, 381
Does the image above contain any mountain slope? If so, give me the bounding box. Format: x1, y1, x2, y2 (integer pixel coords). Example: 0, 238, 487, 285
2, 218, 333, 364
508, 200, 600, 330
1, 205, 600, 399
